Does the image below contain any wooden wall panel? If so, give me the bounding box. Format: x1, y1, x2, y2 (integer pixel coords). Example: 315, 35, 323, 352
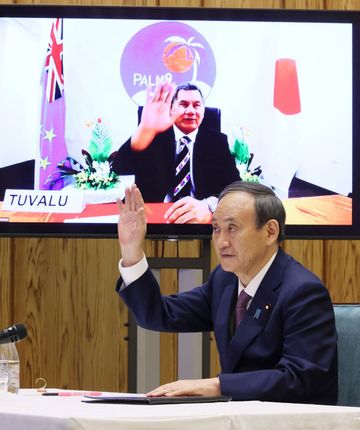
11, 237, 128, 392
0, 238, 12, 328
324, 240, 360, 303
284, 0, 325, 8
159, 0, 202, 6
144, 239, 200, 259
324, 0, 360, 9
0, 0, 157, 5
203, 0, 284, 8
285, 0, 360, 10
282, 240, 324, 281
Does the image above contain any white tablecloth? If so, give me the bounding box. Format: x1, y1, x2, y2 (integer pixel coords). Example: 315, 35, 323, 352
0, 391, 359, 430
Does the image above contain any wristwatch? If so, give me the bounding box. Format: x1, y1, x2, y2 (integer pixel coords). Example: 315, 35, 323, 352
205, 196, 218, 213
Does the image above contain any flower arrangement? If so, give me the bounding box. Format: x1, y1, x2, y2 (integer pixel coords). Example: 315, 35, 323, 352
229, 126, 262, 183
48, 118, 119, 190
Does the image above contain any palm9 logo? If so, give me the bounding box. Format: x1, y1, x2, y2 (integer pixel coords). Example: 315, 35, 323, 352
120, 21, 216, 105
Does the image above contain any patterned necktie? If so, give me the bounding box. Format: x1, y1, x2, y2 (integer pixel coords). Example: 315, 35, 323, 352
173, 136, 191, 200
235, 289, 252, 328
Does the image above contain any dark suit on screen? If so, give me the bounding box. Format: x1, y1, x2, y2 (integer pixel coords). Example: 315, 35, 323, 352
117, 248, 338, 404
112, 126, 240, 202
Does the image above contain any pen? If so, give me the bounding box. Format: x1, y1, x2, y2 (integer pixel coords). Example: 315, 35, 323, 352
42, 391, 102, 397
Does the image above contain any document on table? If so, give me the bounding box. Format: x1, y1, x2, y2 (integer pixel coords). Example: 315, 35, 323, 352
83, 395, 232, 405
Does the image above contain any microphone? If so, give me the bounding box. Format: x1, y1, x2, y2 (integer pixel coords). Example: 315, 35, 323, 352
0, 324, 27, 344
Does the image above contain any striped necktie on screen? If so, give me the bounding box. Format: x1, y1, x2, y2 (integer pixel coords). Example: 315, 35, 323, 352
235, 289, 252, 328
173, 135, 191, 200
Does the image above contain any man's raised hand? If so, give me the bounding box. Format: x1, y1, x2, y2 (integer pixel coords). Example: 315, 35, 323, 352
131, 81, 176, 151
117, 184, 146, 267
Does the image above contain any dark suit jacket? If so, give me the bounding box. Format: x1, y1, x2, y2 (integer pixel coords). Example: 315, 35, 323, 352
117, 248, 338, 404
112, 125, 239, 202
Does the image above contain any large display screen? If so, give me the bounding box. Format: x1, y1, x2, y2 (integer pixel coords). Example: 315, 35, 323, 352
0, 5, 358, 238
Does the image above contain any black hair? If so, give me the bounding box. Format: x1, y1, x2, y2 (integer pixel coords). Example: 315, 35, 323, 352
171, 82, 204, 106
218, 181, 286, 243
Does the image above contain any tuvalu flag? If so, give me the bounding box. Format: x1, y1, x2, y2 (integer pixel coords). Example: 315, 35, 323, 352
38, 18, 68, 190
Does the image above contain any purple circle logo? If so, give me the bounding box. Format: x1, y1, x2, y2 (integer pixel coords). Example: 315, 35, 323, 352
120, 21, 216, 105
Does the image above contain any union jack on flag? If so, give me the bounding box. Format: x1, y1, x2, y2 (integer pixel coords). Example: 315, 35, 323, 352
44, 18, 64, 103
38, 17, 68, 190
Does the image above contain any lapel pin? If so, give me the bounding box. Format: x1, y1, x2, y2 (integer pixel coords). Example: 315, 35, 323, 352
254, 308, 262, 319
265, 304, 272, 310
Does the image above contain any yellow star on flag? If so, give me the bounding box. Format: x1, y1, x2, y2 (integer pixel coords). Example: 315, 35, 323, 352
43, 128, 56, 143
40, 156, 51, 171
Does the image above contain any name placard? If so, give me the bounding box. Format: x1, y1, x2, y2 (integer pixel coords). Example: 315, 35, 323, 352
3, 189, 85, 213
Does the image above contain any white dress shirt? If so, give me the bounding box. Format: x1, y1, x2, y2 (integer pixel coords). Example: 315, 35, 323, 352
173, 126, 199, 196
238, 251, 278, 307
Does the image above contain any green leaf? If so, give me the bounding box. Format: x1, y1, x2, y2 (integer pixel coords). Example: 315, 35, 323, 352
88, 122, 113, 162
231, 138, 250, 165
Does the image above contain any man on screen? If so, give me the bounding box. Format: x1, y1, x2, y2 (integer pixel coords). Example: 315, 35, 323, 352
115, 181, 338, 404
112, 81, 239, 223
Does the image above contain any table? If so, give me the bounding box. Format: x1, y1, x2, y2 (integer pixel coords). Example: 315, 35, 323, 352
0, 390, 359, 430
0, 194, 352, 225
282, 194, 352, 225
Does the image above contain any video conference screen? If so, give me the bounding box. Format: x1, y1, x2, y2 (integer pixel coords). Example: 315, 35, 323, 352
0, 6, 358, 238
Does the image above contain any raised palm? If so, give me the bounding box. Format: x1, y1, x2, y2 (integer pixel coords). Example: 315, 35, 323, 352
117, 186, 146, 255
140, 81, 176, 133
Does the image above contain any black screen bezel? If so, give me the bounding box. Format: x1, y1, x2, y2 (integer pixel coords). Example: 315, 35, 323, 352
0, 4, 359, 240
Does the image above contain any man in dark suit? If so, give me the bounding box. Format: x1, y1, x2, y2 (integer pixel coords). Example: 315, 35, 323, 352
115, 181, 338, 404
112, 81, 239, 223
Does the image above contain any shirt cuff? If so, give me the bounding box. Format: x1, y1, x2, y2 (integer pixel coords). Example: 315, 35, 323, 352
118, 254, 148, 286
205, 196, 218, 213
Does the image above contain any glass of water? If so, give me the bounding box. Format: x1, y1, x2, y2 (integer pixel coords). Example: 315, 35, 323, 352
0, 359, 9, 392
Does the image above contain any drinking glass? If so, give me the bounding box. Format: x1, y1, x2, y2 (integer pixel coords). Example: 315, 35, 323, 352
0, 359, 9, 392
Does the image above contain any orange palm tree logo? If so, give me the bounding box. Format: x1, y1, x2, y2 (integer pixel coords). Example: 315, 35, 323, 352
162, 36, 204, 80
